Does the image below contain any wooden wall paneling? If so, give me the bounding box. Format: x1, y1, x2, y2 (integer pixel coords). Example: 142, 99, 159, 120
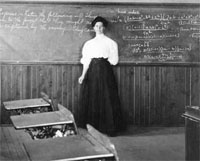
118, 66, 124, 121
36, 65, 42, 98
185, 67, 191, 106
161, 67, 175, 125
39, 65, 48, 97
46, 65, 53, 99
62, 65, 73, 112
21, 66, 26, 99
133, 67, 136, 125
173, 67, 186, 125
75, 65, 81, 122
71, 65, 80, 119
122, 66, 131, 124
123, 66, 130, 123
145, 67, 151, 126
1, 63, 199, 125
30, 65, 37, 98
33, 65, 39, 98
115, 66, 121, 96
52, 65, 58, 106
67, 65, 73, 112
161, 67, 186, 125
140, 66, 151, 126
153, 66, 162, 125
126, 66, 133, 124
19, 66, 23, 100
113, 65, 129, 124
118, 66, 123, 98
160, 66, 169, 125
190, 67, 200, 106
11, 65, 22, 101
152, 66, 159, 125
140, 67, 145, 126
1, 65, 11, 123
37, 65, 49, 98
149, 66, 155, 125
175, 67, 188, 124
128, 66, 135, 124
62, 65, 68, 109
25, 66, 31, 99
134, 66, 141, 125
2, 66, 12, 101
56, 65, 63, 105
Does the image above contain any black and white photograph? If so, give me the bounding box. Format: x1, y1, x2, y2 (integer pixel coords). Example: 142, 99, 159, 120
0, 0, 199, 160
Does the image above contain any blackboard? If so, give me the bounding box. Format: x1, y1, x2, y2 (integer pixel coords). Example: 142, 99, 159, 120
0, 2, 200, 63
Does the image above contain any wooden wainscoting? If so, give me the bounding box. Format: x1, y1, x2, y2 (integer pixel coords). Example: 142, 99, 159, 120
1, 62, 200, 126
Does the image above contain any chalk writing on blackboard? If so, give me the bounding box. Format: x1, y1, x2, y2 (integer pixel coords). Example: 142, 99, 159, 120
0, 4, 199, 62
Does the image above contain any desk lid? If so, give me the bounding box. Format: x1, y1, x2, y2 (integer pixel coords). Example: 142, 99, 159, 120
182, 106, 200, 122
3, 98, 50, 110
11, 111, 73, 129
23, 134, 113, 161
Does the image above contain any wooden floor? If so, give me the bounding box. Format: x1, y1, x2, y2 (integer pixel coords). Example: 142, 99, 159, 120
0, 125, 116, 161
0, 125, 31, 161
0, 125, 185, 161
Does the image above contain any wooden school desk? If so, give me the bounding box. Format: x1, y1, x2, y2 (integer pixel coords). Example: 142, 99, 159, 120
182, 106, 200, 161
23, 124, 118, 161
10, 110, 73, 129
10, 103, 78, 139
3, 98, 52, 114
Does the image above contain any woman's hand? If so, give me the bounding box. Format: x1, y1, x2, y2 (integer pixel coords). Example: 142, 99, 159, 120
79, 63, 89, 84
78, 75, 84, 84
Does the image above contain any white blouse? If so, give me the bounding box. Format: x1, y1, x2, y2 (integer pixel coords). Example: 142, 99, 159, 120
80, 34, 119, 66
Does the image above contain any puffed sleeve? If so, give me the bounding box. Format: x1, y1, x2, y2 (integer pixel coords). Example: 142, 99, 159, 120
108, 40, 119, 65
80, 41, 92, 66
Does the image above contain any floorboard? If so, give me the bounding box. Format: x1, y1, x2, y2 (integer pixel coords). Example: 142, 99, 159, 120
0, 125, 185, 161
0, 125, 30, 161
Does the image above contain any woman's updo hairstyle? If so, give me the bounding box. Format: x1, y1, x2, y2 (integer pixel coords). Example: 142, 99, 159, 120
91, 16, 108, 28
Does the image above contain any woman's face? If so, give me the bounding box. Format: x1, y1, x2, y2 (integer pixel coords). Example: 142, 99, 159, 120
93, 22, 105, 34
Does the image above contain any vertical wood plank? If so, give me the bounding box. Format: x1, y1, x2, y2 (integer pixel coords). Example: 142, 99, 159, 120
11, 65, 21, 100
128, 66, 135, 124
145, 67, 151, 126
37, 65, 47, 97
72, 65, 80, 118
56, 65, 63, 105
140, 67, 145, 126
149, 66, 154, 125
1, 65, 11, 123
135, 66, 141, 125
154, 66, 162, 125
75, 65, 82, 122
63, 65, 72, 112
175, 67, 187, 124
185, 67, 191, 106
25, 66, 31, 99
124, 66, 130, 123
31, 65, 37, 98
191, 67, 200, 106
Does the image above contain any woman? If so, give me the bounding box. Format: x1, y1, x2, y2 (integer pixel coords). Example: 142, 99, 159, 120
78, 16, 126, 136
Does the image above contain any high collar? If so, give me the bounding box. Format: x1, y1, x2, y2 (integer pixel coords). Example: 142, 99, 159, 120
95, 33, 105, 39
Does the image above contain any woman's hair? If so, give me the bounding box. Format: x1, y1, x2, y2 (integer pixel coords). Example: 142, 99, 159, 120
91, 16, 108, 28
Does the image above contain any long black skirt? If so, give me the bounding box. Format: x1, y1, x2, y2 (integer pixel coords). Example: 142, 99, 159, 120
78, 58, 126, 135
